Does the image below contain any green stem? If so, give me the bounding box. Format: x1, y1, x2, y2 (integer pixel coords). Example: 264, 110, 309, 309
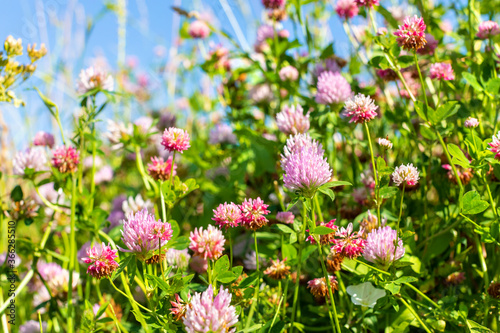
35, 186, 63, 213
244, 231, 260, 329
67, 175, 77, 333
290, 202, 307, 332
475, 235, 490, 289
89, 126, 97, 212
317, 243, 341, 333
97, 231, 152, 332
414, 51, 429, 107
54, 112, 67, 146
392, 184, 405, 273
364, 123, 381, 224
435, 130, 464, 202
314, 196, 324, 223
135, 146, 152, 191
482, 174, 498, 221
160, 180, 167, 222
108, 279, 152, 313
399, 297, 432, 333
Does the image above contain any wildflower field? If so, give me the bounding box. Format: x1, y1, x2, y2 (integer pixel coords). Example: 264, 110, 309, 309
3, 0, 500, 332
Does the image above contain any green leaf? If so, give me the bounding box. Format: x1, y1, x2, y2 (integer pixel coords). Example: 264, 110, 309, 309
486, 78, 500, 95
11, 185, 23, 202
393, 276, 418, 284
146, 273, 170, 293
379, 186, 398, 199
447, 143, 471, 168
397, 55, 414, 69
463, 72, 483, 92
214, 255, 230, 276
384, 282, 401, 294
96, 317, 114, 324
282, 243, 297, 260
318, 187, 335, 201
273, 224, 295, 234
111, 255, 134, 281
34, 87, 58, 116
322, 181, 352, 188
95, 302, 109, 319
232, 266, 243, 276
312, 226, 336, 235
368, 55, 388, 69
462, 191, 489, 215
467, 320, 495, 333
376, 6, 399, 28
217, 271, 238, 284
239, 272, 259, 289
167, 236, 190, 250
430, 101, 459, 124
414, 101, 429, 121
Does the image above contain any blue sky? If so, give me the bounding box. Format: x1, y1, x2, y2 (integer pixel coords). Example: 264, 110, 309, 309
1, 0, 379, 149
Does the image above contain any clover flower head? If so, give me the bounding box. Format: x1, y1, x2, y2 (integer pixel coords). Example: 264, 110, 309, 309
240, 197, 270, 230
377, 137, 393, 149
165, 248, 191, 271
13, 147, 48, 176
489, 131, 500, 160
354, 0, 379, 8
249, 83, 274, 103
429, 62, 455, 81
307, 276, 338, 299
335, 0, 359, 20
170, 293, 191, 321
392, 163, 420, 186
122, 194, 154, 215
360, 210, 386, 234
104, 119, 133, 150
20, 320, 48, 333
243, 251, 267, 270
51, 146, 80, 173
212, 202, 243, 229
147, 156, 176, 181
276, 211, 294, 224
394, 15, 427, 51
161, 127, 191, 153
33, 131, 55, 148
313, 58, 341, 78
189, 20, 210, 39
477, 21, 500, 39
307, 219, 338, 245
183, 285, 238, 333
376, 68, 398, 81
343, 93, 378, 124
120, 209, 172, 260
189, 225, 226, 260
262, 0, 286, 9
331, 223, 366, 259
363, 226, 405, 268
82, 242, 119, 279
209, 124, 237, 145
315, 71, 352, 105
77, 66, 114, 94
464, 117, 479, 128
281, 133, 325, 170
94, 165, 113, 184
279, 65, 299, 81
417, 34, 438, 55
264, 258, 290, 280
276, 104, 310, 135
